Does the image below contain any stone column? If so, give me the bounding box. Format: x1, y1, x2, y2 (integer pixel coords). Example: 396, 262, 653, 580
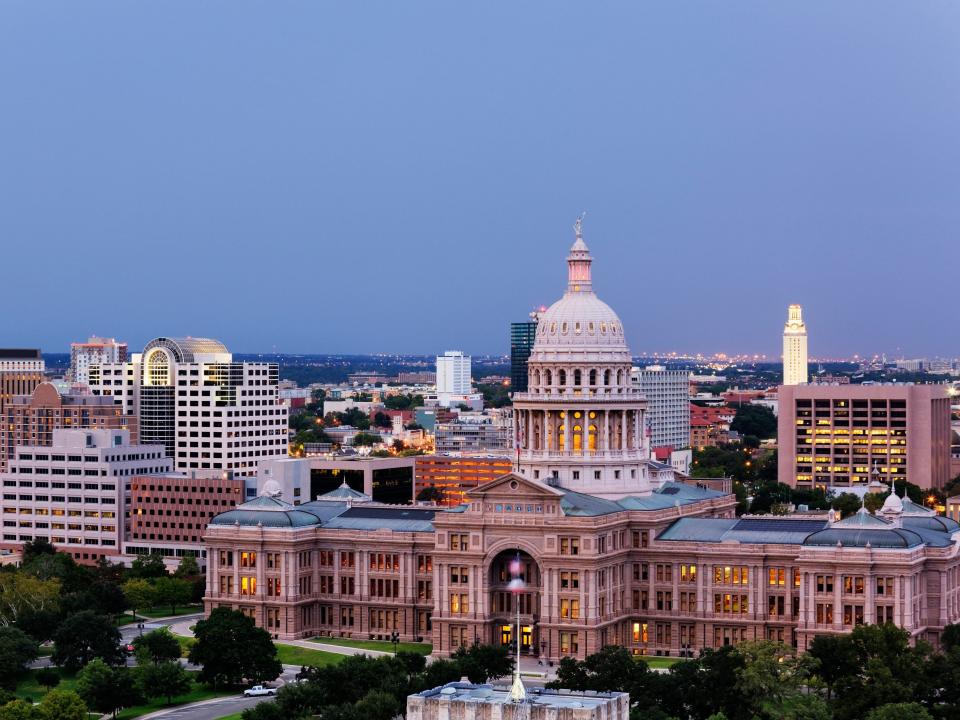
620, 411, 627, 451
564, 413, 571, 456
207, 548, 217, 598
580, 413, 588, 457
834, 572, 842, 631
865, 572, 875, 624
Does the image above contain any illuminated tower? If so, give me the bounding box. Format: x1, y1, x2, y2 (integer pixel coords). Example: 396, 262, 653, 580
782, 304, 808, 386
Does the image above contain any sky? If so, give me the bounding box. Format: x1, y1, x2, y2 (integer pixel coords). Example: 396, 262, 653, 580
1, 2, 958, 358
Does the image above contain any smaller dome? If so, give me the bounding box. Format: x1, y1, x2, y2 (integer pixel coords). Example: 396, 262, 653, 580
880, 493, 903, 515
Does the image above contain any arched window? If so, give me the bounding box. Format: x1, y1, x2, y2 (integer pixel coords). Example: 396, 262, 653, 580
534, 369, 541, 387
558, 369, 567, 387
617, 369, 623, 385
589, 369, 597, 386
573, 369, 581, 386
545, 370, 552, 386
604, 369, 611, 386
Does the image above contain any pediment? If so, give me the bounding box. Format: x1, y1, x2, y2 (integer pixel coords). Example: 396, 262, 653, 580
467, 472, 564, 500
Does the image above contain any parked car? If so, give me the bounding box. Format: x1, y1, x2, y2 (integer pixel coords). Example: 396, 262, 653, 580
243, 685, 276, 697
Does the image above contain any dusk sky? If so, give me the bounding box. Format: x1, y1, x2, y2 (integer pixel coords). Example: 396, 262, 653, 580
2, 2, 957, 358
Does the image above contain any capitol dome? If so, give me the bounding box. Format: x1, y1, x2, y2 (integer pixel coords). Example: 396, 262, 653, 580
529, 221, 632, 364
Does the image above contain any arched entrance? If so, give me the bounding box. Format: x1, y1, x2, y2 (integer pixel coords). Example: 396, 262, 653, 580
488, 549, 542, 656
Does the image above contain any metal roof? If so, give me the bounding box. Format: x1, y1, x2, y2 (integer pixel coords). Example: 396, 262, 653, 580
143, 336, 229, 362
657, 516, 828, 545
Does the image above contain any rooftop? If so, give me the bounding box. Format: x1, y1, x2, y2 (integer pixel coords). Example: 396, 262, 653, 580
411, 682, 625, 710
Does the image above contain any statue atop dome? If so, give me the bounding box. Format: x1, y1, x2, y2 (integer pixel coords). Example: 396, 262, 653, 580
574, 212, 586, 238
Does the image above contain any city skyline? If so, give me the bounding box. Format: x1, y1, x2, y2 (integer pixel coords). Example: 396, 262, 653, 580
2, 2, 957, 357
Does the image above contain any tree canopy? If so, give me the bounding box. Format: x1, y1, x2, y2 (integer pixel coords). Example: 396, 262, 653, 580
189, 607, 281, 688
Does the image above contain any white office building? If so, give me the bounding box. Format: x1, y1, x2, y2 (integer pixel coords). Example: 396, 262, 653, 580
69, 337, 128, 385
88, 337, 288, 478
782, 304, 808, 386
436, 351, 473, 407
0, 429, 171, 563
631, 365, 692, 473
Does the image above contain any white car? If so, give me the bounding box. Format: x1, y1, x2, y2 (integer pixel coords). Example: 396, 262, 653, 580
243, 685, 276, 697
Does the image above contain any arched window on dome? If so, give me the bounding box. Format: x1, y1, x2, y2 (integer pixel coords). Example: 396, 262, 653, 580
534, 369, 541, 388
588, 424, 597, 452
589, 369, 597, 387
558, 369, 566, 388
604, 369, 611, 386
573, 425, 582, 453
558, 425, 565, 452
617, 369, 623, 386
573, 369, 581, 387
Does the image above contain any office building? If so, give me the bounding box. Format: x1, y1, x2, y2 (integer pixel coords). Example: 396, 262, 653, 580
631, 366, 691, 473
2, 382, 137, 472
436, 351, 471, 407
782, 304, 808, 386
510, 315, 539, 393
0, 429, 171, 563
414, 454, 514, 506
435, 416, 512, 454
69, 337, 127, 385
88, 337, 287, 478
777, 383, 952, 489
127, 472, 244, 565
0, 349, 44, 420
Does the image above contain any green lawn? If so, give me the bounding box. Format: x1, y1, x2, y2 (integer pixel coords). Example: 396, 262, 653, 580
637, 656, 683, 669
37, 645, 54, 657
114, 678, 235, 720
311, 637, 432, 655
116, 605, 203, 625
275, 644, 346, 667
177, 635, 197, 657
14, 668, 79, 703
213, 714, 244, 720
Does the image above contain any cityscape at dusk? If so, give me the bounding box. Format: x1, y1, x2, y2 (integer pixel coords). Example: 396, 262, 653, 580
1, 3, 958, 720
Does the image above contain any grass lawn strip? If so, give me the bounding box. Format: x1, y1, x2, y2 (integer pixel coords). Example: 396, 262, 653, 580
310, 637, 432, 655
275, 644, 344, 667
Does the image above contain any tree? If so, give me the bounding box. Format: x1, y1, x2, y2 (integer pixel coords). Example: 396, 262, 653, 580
730, 405, 777, 439
0, 627, 38, 690
52, 611, 122, 671
0, 699, 40, 720
37, 689, 88, 720
831, 492, 862, 518
0, 572, 60, 627
130, 553, 167, 580
353, 689, 401, 720
174, 555, 200, 579
864, 703, 933, 720
133, 628, 182, 666
153, 577, 192, 615
33, 668, 60, 692
808, 634, 858, 700
20, 539, 56, 566
189, 608, 281, 688
89, 580, 127, 618
122, 578, 156, 617
452, 643, 513, 683
416, 486, 445, 503
138, 662, 192, 705
733, 640, 821, 719
372, 412, 392, 429
77, 659, 141, 718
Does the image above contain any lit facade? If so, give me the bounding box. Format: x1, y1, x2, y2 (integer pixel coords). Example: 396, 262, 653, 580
777, 383, 952, 489
0, 429, 171, 563
69, 337, 127, 385
88, 337, 288, 478
2, 382, 138, 472
782, 304, 808, 386
414, 454, 514, 506
0, 348, 44, 426
511, 224, 657, 499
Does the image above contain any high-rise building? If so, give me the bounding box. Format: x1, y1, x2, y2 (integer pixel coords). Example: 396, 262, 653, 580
0, 349, 44, 420
511, 220, 660, 498
631, 365, 691, 473
778, 383, 952, 489
69, 336, 127, 385
510, 315, 539, 393
434, 416, 512, 454
436, 351, 471, 399
414, 454, 514, 506
0, 428, 171, 564
2, 382, 138, 472
88, 337, 287, 478
782, 304, 808, 385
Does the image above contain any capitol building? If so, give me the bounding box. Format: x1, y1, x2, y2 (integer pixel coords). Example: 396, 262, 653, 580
202, 223, 960, 660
